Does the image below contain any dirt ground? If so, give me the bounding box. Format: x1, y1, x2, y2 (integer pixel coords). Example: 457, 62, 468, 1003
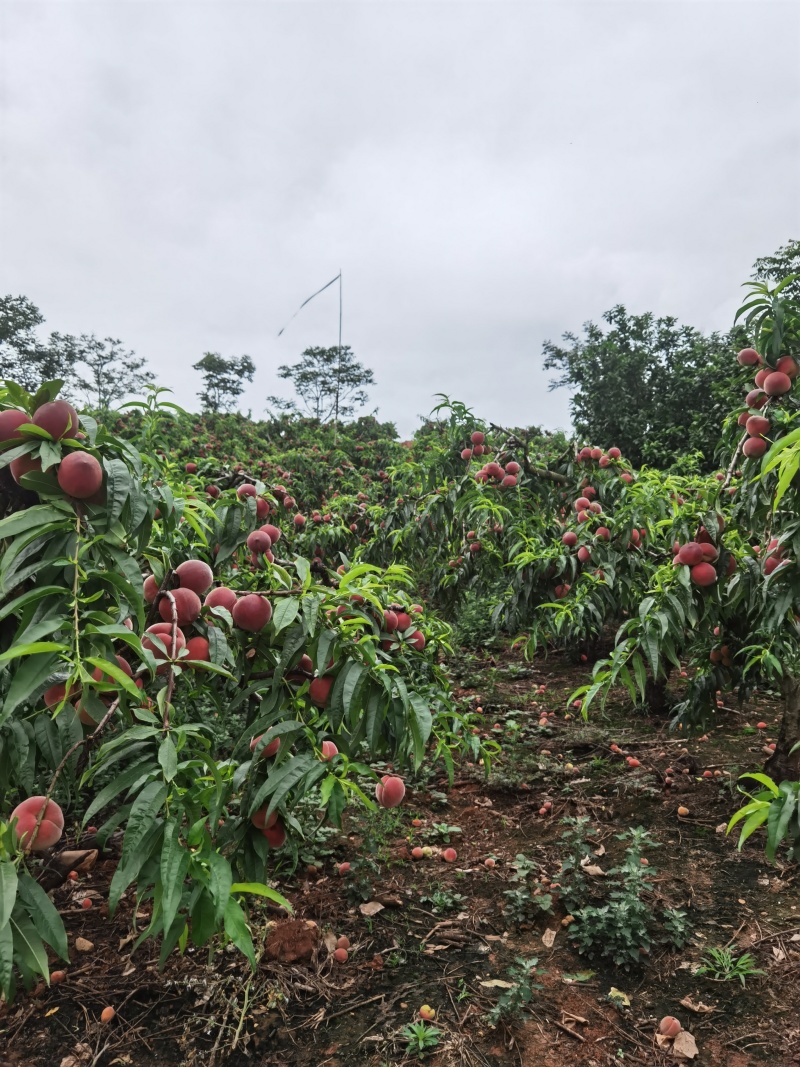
2, 648, 799, 1067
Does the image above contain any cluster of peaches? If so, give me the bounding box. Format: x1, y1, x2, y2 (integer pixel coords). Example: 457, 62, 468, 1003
671, 522, 731, 587
574, 444, 633, 483
0, 400, 104, 500
736, 346, 798, 459
458, 430, 520, 487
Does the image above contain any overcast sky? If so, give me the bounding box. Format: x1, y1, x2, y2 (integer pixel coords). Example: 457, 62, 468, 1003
1, 2, 798, 437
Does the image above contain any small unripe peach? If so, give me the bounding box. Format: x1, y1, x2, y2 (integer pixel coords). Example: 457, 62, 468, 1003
51, 970, 66, 984
338, 862, 351, 876
100, 1006, 116, 1023
320, 740, 338, 761
82, 898, 93, 910
484, 857, 496, 868
677, 806, 690, 817
419, 1005, 436, 1020
336, 935, 350, 950
333, 947, 348, 963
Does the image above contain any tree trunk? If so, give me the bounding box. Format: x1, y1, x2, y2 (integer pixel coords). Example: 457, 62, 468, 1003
765, 673, 800, 782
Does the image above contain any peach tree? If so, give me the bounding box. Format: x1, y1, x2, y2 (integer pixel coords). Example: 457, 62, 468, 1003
0, 380, 467, 999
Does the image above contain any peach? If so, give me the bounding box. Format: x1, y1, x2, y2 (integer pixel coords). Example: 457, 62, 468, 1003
746, 415, 770, 437
764, 371, 792, 396
743, 436, 768, 458
658, 1016, 682, 1038
143, 574, 159, 603
776, 355, 799, 379
261, 524, 281, 543
384, 609, 399, 631
11, 796, 64, 851
32, 400, 78, 440
338, 862, 351, 876
484, 857, 496, 868
737, 347, 760, 366
142, 623, 186, 660
333, 947, 348, 963
251, 806, 279, 830
505, 461, 520, 475
411, 846, 424, 860
677, 806, 689, 817
408, 630, 426, 652
0, 408, 31, 440
185, 462, 197, 473
185, 636, 210, 662
263, 821, 286, 848
607, 447, 621, 459
56, 451, 103, 499
690, 562, 717, 587
100, 1006, 116, 1023
309, 676, 333, 707
247, 530, 273, 554
232, 594, 273, 631
754, 367, 770, 388
677, 542, 703, 566
320, 740, 338, 761
470, 431, 485, 445
10, 453, 42, 484
250, 735, 280, 759
745, 388, 768, 409
175, 559, 214, 595
43, 681, 80, 708
204, 586, 237, 611
460, 448, 472, 460
562, 531, 578, 547
419, 1005, 436, 1020
442, 848, 457, 862
158, 587, 202, 626
375, 775, 406, 808
293, 514, 306, 527
237, 484, 257, 499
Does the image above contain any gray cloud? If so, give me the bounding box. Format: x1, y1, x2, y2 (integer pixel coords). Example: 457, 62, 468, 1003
1, 1, 798, 437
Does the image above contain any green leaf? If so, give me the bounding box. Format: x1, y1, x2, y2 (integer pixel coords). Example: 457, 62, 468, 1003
230, 882, 293, 911
16, 873, 69, 960
83, 758, 156, 825
1, 652, 60, 724
206, 851, 233, 925
0, 641, 68, 663
0, 862, 18, 932
160, 821, 190, 934
271, 597, 300, 634
10, 911, 49, 980
0, 919, 13, 1002
0, 506, 71, 540
104, 458, 131, 526
120, 781, 168, 864
158, 737, 178, 782
408, 694, 433, 768
739, 772, 781, 796
223, 897, 256, 969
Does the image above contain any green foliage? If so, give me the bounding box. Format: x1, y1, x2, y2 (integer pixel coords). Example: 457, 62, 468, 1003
727, 770, 800, 862
696, 947, 765, 987
485, 956, 545, 1025
401, 1021, 442, 1057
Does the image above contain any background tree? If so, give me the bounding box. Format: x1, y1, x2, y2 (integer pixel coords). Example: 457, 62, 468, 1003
751, 238, 800, 301
194, 352, 256, 412
268, 345, 375, 423
543, 306, 744, 469
0, 295, 78, 392
71, 335, 154, 411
